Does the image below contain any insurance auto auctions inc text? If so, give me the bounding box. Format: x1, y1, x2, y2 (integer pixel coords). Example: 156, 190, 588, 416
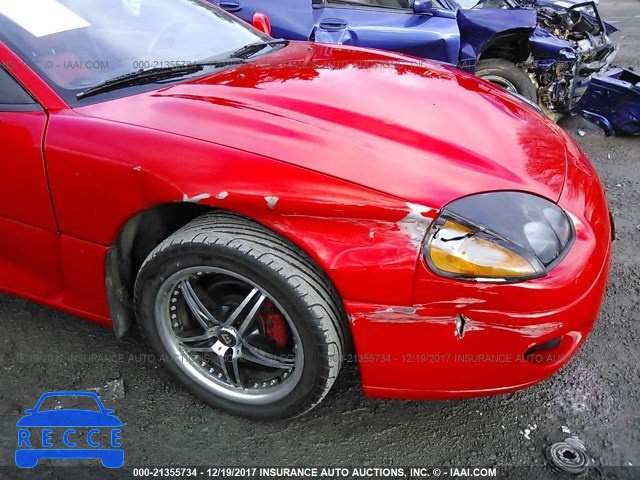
243, 467, 497, 478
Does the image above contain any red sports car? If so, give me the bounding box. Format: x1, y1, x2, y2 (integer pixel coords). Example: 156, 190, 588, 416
0, 0, 611, 419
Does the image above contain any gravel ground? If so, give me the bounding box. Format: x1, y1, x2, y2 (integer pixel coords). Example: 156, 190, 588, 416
0, 1, 638, 479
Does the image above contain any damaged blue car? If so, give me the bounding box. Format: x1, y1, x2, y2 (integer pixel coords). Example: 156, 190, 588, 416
212, 0, 639, 135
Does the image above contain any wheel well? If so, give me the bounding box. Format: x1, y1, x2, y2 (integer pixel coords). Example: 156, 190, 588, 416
106, 204, 350, 344
478, 29, 532, 65
107, 202, 213, 337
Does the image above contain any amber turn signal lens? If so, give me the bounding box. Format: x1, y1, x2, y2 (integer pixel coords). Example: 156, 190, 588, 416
428, 221, 537, 278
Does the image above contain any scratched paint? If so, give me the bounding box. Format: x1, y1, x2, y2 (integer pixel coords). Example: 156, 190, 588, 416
182, 193, 211, 203
396, 202, 436, 248
351, 305, 565, 339
265, 196, 279, 209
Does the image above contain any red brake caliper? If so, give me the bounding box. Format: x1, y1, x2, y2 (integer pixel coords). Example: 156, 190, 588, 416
258, 301, 289, 348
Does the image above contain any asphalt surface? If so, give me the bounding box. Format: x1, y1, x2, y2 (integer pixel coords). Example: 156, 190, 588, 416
0, 1, 639, 478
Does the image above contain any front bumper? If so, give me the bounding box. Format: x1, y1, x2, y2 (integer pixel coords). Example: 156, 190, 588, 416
347, 140, 612, 399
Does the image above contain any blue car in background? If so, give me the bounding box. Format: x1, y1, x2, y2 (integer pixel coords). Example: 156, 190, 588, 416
16, 391, 123, 468
213, 0, 640, 135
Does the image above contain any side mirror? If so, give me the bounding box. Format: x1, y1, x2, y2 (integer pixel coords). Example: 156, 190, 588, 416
413, 0, 435, 14
252, 13, 272, 36
23, 409, 34, 415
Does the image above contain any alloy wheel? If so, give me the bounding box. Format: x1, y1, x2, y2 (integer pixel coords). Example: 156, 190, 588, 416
154, 267, 304, 405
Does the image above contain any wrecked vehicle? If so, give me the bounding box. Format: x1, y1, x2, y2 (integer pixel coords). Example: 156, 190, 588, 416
1, 0, 612, 420
215, 0, 639, 134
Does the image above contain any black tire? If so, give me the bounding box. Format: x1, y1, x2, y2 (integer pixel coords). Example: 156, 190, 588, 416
134, 212, 347, 420
476, 58, 538, 103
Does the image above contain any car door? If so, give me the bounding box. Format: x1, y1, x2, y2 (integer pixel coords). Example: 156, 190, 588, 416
311, 0, 461, 64
0, 66, 62, 298
213, 0, 318, 40
214, 0, 461, 65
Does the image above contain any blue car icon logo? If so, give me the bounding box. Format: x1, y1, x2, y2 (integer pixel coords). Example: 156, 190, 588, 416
16, 391, 123, 468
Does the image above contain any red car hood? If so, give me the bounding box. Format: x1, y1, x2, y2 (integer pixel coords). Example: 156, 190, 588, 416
76, 42, 568, 208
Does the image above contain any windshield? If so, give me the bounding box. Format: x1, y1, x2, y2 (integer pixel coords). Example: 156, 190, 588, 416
0, 0, 269, 104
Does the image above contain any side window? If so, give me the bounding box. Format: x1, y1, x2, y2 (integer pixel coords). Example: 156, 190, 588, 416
0, 67, 38, 111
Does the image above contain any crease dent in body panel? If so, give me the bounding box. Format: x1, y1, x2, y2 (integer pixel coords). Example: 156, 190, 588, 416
396, 202, 436, 248
455, 314, 467, 338
351, 305, 564, 339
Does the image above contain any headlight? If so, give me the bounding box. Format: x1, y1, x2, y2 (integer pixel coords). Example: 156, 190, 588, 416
423, 192, 574, 282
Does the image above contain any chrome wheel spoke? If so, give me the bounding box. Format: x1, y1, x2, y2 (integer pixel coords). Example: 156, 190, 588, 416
237, 293, 266, 336
176, 328, 218, 352
232, 350, 244, 388
218, 353, 234, 386
183, 346, 215, 353
176, 329, 219, 343
224, 288, 266, 336
180, 279, 219, 329
241, 341, 295, 369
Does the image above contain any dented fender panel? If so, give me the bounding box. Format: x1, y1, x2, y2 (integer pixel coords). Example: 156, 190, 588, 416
45, 111, 437, 307
573, 67, 640, 136
456, 8, 537, 66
